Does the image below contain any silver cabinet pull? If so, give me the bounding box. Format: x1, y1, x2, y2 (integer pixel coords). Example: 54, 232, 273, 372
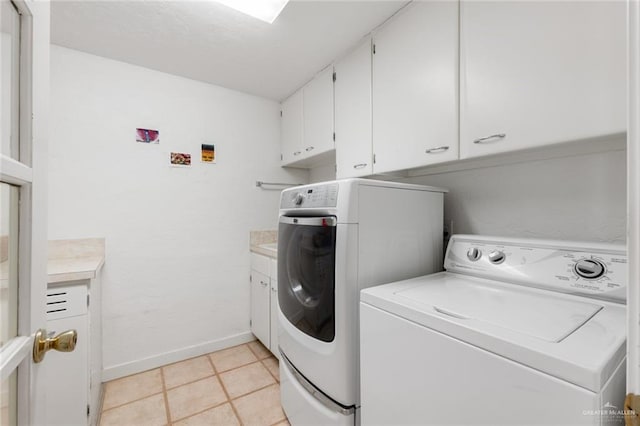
473, 133, 506, 144
353, 163, 367, 169
305, 146, 315, 152
260, 281, 268, 287
425, 146, 449, 154
271, 287, 277, 293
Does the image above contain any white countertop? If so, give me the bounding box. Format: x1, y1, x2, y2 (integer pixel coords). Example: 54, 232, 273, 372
250, 242, 277, 258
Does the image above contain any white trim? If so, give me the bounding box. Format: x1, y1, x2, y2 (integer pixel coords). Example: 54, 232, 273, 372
101, 332, 256, 381
627, 0, 640, 394
0, 336, 32, 381
0, 155, 33, 185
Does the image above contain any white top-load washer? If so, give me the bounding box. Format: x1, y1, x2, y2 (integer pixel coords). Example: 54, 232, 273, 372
360, 235, 627, 426
277, 179, 446, 426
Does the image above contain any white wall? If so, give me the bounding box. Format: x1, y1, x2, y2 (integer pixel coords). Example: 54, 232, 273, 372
48, 45, 308, 379
403, 146, 627, 244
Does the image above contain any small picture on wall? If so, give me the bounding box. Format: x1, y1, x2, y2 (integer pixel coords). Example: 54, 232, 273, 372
170, 152, 191, 166
201, 144, 216, 163
136, 128, 160, 144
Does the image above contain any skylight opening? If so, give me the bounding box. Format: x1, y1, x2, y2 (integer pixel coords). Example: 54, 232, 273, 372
214, 0, 290, 24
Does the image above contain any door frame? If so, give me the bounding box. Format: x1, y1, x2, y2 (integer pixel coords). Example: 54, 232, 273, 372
628, 0, 640, 396
0, 0, 50, 424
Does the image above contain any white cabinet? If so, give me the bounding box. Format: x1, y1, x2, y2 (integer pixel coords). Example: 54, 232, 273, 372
372, 1, 459, 174
303, 66, 335, 158
281, 89, 304, 165
250, 269, 271, 348
460, 1, 626, 159
281, 67, 335, 167
335, 38, 373, 178
45, 277, 102, 426
250, 253, 280, 358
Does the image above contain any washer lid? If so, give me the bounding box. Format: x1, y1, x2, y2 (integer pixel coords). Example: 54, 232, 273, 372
395, 278, 603, 343
360, 272, 627, 392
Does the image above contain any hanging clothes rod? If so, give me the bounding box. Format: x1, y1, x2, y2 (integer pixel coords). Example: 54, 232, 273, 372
256, 181, 303, 189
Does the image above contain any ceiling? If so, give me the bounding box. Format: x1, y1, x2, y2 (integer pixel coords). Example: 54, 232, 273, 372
50, 0, 408, 101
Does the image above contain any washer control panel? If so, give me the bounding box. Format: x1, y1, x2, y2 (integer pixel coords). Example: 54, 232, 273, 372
444, 235, 627, 302
280, 183, 339, 209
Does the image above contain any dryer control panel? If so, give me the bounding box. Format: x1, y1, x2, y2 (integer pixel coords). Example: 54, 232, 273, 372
280, 183, 339, 209
444, 235, 627, 303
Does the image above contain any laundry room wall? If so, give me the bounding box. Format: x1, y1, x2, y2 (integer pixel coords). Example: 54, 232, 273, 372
48, 45, 308, 380
401, 144, 627, 244
309, 141, 627, 244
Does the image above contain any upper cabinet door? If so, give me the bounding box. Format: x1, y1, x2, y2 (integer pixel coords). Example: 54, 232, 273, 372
281, 89, 304, 165
303, 66, 335, 158
372, 1, 459, 174
335, 38, 373, 179
460, 1, 626, 159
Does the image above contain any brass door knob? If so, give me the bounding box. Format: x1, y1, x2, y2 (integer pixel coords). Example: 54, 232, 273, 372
32, 329, 77, 363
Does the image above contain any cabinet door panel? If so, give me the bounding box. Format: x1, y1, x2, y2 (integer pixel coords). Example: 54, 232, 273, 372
270, 281, 280, 360
460, 1, 626, 159
250, 271, 271, 348
373, 1, 459, 174
335, 39, 373, 178
303, 67, 335, 157
281, 89, 304, 165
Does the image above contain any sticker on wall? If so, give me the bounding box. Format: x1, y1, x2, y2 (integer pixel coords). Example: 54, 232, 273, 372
201, 144, 216, 163
170, 152, 191, 166
136, 128, 160, 144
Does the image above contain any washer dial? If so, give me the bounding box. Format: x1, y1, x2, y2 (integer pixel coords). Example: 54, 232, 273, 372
467, 248, 482, 261
574, 259, 606, 279
488, 250, 506, 264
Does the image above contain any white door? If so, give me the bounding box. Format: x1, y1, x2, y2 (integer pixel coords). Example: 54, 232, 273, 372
460, 1, 626, 159
335, 38, 373, 179
372, 1, 459, 174
0, 0, 51, 425
281, 89, 304, 165
302, 66, 334, 158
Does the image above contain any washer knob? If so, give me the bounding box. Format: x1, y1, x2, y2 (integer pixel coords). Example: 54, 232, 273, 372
467, 247, 482, 261
293, 192, 305, 206
488, 250, 506, 264
574, 259, 605, 279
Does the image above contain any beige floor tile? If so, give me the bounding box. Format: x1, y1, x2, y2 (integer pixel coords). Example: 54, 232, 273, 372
219, 362, 276, 399
232, 384, 285, 426
273, 420, 291, 426
173, 403, 240, 426
100, 394, 167, 426
209, 344, 258, 372
102, 369, 163, 410
262, 357, 279, 381
248, 340, 272, 360
166, 376, 227, 421
162, 356, 214, 389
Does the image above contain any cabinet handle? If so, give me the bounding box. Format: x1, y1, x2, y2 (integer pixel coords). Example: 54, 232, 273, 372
271, 288, 277, 293
260, 281, 268, 287
305, 146, 315, 152
293, 151, 302, 156
473, 134, 506, 144
425, 146, 449, 154
353, 163, 367, 169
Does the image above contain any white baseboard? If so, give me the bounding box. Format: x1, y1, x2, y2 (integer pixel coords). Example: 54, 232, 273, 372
101, 331, 256, 382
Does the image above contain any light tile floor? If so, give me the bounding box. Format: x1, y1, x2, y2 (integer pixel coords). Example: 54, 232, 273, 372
99, 341, 289, 426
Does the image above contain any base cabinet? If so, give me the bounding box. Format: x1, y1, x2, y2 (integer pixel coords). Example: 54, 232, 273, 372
250, 253, 280, 358
45, 277, 102, 425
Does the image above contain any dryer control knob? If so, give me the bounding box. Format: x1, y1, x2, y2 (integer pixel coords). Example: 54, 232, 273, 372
293, 193, 305, 206
574, 259, 605, 279
467, 247, 482, 261
488, 250, 506, 264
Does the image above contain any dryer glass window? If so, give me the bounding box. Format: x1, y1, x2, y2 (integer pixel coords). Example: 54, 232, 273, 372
278, 217, 336, 342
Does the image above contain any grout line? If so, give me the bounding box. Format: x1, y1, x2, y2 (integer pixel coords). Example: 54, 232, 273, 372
168, 399, 234, 424
261, 358, 280, 383
206, 349, 244, 426
101, 390, 165, 412
159, 368, 173, 425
